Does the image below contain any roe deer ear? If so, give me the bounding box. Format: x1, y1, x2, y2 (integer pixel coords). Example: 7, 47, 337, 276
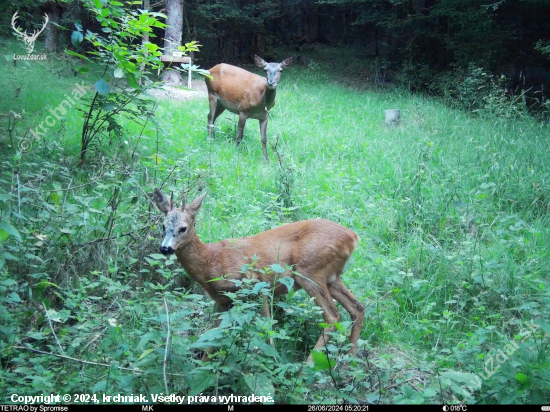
254, 55, 267, 68
185, 192, 207, 218
281, 57, 293, 69
153, 188, 172, 214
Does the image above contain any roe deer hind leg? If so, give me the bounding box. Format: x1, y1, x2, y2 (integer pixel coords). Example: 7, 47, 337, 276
328, 277, 365, 355
236, 112, 248, 146
207, 97, 225, 138
295, 274, 341, 363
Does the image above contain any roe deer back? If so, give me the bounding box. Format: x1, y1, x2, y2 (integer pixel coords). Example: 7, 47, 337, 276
205, 55, 292, 161
153, 188, 365, 362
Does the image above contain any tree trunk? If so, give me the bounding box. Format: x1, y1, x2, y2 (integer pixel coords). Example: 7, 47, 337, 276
162, 0, 184, 85
44, 2, 60, 52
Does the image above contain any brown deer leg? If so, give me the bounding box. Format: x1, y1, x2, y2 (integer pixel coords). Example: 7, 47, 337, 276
207, 97, 224, 138
261, 296, 271, 317
328, 278, 365, 355
259, 117, 269, 162
236, 112, 247, 145
307, 289, 341, 363
296, 276, 341, 363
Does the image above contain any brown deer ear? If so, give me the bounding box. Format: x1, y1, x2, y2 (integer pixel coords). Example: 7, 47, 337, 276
281, 57, 293, 68
254, 55, 267, 68
185, 192, 207, 218
153, 188, 172, 214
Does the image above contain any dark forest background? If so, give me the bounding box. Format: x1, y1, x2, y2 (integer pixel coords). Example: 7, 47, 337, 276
3, 0, 550, 109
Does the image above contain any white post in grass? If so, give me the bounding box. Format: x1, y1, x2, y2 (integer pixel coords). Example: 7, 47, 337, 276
385, 109, 400, 126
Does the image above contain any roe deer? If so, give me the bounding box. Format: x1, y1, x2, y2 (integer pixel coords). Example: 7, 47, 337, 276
153, 188, 365, 362
205, 55, 293, 161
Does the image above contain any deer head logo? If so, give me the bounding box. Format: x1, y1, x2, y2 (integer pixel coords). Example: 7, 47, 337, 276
12, 11, 49, 54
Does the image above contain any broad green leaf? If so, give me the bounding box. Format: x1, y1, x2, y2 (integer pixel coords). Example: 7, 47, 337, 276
516, 372, 529, 385
440, 370, 479, 384
278, 276, 294, 292
113, 68, 124, 78
95, 78, 110, 95
50, 191, 61, 205
4, 292, 21, 304
190, 328, 224, 348
65, 50, 89, 60
91, 380, 106, 393
148, 254, 166, 260
137, 332, 157, 350
145, 42, 158, 52
251, 281, 270, 295
0, 221, 22, 242
243, 373, 275, 403
270, 263, 285, 273
311, 350, 335, 371
189, 371, 215, 396
126, 72, 139, 89
250, 337, 281, 361
71, 31, 83, 48
137, 348, 155, 361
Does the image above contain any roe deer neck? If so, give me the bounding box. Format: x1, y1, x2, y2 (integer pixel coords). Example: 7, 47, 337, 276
264, 86, 277, 110
174, 233, 214, 282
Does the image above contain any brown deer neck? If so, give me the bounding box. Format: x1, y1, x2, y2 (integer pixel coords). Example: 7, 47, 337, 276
265, 87, 277, 109
174, 233, 213, 283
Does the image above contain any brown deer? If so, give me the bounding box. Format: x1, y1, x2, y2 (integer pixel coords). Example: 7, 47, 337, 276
205, 55, 293, 162
153, 188, 365, 363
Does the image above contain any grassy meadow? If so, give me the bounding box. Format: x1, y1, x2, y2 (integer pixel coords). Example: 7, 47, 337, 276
1, 40, 549, 404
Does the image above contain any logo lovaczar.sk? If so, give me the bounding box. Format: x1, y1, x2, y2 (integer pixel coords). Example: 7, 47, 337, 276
12, 10, 49, 60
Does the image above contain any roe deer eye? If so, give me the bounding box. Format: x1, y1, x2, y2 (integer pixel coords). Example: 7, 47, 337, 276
179, 227, 187, 233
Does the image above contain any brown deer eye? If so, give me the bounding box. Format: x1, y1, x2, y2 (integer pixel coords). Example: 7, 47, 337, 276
179, 227, 187, 233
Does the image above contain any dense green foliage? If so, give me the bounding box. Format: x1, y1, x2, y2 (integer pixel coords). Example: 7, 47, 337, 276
1, 34, 549, 403
67, 0, 167, 163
